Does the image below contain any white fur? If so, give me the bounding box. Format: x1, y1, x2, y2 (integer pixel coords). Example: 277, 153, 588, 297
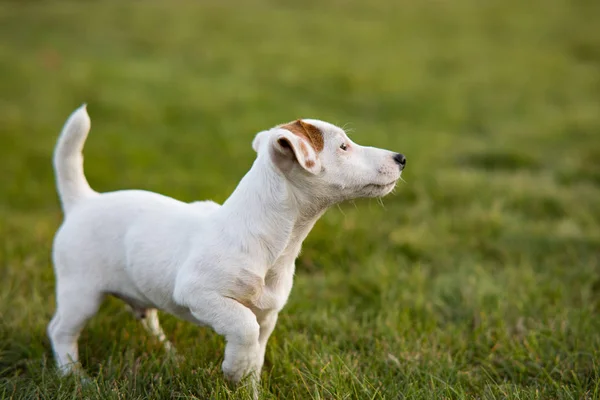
48, 105, 405, 397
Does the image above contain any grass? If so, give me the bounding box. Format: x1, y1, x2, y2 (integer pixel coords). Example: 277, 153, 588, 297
1, 0, 600, 398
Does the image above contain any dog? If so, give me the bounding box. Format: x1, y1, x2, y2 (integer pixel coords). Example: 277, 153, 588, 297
48, 105, 406, 396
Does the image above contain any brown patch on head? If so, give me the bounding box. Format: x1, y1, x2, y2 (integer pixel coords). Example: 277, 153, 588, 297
280, 119, 324, 152
299, 120, 325, 152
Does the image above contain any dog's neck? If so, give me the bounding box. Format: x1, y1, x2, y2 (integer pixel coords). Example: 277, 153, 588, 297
219, 156, 327, 270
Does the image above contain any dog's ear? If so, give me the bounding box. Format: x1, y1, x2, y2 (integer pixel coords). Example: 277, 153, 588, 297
252, 130, 269, 153
272, 121, 323, 174
280, 120, 324, 153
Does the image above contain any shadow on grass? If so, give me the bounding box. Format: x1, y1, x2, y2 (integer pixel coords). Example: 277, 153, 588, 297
456, 150, 540, 172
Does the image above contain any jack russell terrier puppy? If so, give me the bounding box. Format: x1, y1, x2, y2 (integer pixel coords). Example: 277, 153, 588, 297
48, 105, 406, 396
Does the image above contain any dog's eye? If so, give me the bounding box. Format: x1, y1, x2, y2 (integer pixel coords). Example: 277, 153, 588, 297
340, 143, 348, 151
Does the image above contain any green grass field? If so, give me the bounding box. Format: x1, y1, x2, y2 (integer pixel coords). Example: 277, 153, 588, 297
1, 1, 599, 398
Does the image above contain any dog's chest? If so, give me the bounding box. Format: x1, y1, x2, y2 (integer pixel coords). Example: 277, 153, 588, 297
247, 258, 295, 313
230, 223, 310, 314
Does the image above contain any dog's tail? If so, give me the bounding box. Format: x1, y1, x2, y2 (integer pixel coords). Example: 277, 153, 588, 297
53, 104, 98, 215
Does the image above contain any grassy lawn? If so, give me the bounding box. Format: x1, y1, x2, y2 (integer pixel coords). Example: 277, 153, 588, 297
1, 0, 599, 398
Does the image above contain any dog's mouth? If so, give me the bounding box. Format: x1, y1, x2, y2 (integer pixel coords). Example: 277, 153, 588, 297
363, 180, 397, 190
360, 180, 398, 197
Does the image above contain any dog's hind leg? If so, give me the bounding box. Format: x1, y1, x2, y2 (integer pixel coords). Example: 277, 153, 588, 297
132, 308, 175, 353
48, 287, 103, 375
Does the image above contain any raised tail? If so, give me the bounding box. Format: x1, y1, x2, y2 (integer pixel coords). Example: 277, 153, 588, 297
53, 104, 97, 214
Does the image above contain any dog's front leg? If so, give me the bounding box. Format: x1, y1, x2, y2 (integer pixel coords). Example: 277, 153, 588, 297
187, 293, 261, 387
256, 311, 278, 374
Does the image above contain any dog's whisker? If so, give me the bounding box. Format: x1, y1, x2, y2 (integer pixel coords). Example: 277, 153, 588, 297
341, 122, 354, 134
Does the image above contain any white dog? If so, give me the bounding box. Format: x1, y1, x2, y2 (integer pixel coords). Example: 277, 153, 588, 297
48, 105, 406, 395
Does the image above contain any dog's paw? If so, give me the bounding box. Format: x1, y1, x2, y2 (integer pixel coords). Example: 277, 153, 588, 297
222, 347, 260, 383
60, 364, 93, 387
165, 345, 186, 366
79, 375, 94, 387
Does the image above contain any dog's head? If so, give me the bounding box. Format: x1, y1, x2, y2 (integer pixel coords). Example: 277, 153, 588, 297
252, 119, 405, 204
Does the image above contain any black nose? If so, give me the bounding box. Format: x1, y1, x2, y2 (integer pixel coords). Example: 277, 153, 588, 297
393, 153, 406, 167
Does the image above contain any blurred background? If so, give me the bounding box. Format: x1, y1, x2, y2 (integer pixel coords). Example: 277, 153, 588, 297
1, 1, 599, 398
